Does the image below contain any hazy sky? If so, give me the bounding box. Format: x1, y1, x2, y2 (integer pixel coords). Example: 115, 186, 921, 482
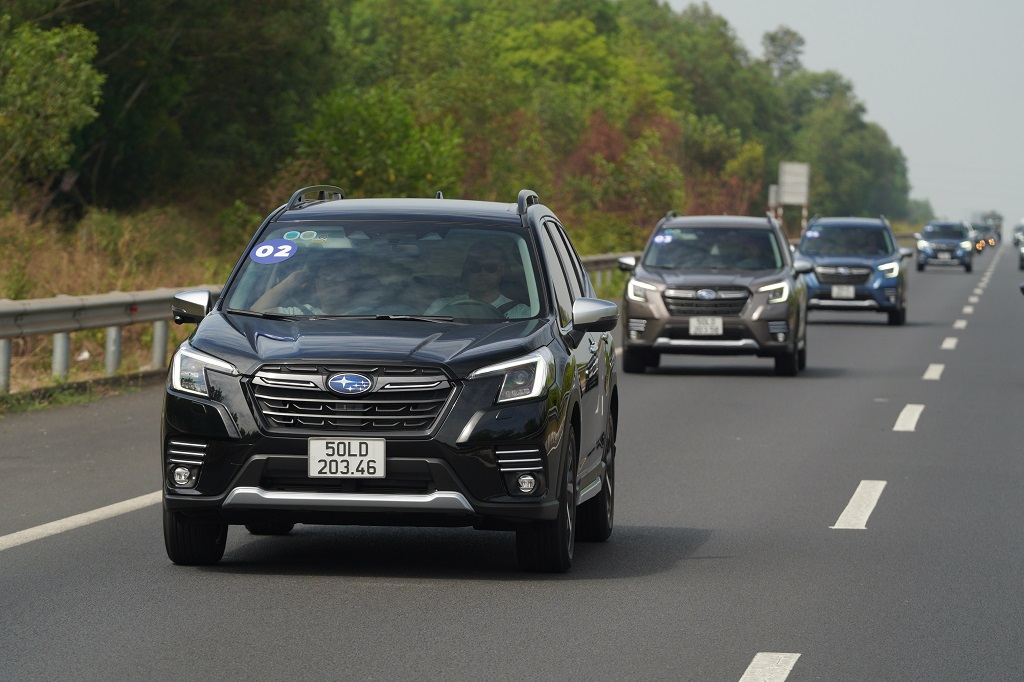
668, 1, 1024, 225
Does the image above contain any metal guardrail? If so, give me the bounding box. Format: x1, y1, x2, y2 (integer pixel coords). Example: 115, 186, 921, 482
0, 253, 636, 394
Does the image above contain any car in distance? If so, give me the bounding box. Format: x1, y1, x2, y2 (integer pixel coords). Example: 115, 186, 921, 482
796, 217, 913, 326
915, 221, 974, 272
163, 186, 620, 573
617, 213, 811, 376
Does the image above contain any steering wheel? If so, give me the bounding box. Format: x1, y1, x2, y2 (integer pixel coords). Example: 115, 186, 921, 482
437, 298, 504, 320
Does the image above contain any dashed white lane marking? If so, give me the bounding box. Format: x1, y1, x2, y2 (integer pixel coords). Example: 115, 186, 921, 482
923, 364, 944, 380
941, 337, 958, 350
739, 653, 801, 682
831, 481, 887, 530
968, 295, 980, 304
953, 319, 967, 330
894, 403, 925, 431
973, 288, 984, 295
962, 305, 974, 314
0, 491, 161, 552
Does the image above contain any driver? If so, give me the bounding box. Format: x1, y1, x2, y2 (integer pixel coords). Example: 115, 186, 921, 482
424, 240, 530, 318
251, 251, 369, 315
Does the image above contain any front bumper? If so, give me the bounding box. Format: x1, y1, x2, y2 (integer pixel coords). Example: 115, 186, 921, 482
917, 248, 971, 266
805, 273, 902, 312
162, 368, 566, 529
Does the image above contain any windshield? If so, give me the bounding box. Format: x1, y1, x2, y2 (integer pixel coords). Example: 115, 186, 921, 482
224, 221, 544, 322
642, 227, 783, 271
923, 223, 967, 239
799, 225, 895, 256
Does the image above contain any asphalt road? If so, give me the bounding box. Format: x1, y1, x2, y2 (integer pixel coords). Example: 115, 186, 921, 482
2, 246, 1022, 681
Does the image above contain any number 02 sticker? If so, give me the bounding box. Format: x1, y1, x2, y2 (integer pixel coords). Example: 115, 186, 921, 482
249, 239, 296, 264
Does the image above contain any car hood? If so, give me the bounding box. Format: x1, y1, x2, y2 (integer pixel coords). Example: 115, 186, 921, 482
637, 267, 785, 289
799, 255, 891, 267
188, 312, 555, 378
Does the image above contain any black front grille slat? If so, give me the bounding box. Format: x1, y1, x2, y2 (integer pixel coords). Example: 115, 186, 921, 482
815, 267, 872, 285
251, 366, 454, 434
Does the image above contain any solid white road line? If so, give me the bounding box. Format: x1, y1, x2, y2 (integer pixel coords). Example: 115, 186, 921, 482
962, 305, 974, 314
0, 491, 161, 552
739, 653, 801, 682
831, 480, 887, 530
953, 319, 967, 330
894, 403, 925, 431
941, 337, 958, 350
922, 364, 944, 380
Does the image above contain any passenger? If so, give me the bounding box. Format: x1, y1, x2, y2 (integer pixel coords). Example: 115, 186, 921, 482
424, 241, 530, 318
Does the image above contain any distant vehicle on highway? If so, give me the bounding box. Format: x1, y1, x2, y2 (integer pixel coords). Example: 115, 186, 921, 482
1012, 223, 1024, 246
796, 216, 913, 326
915, 221, 974, 273
617, 213, 811, 376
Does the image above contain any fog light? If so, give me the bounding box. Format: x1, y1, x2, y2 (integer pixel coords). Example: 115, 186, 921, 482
517, 473, 537, 493
170, 465, 198, 488
775, 333, 786, 342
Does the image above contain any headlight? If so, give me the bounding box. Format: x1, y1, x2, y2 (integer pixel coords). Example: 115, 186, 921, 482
758, 281, 790, 304
878, 261, 900, 278
917, 240, 930, 250
171, 344, 238, 397
626, 278, 658, 303
469, 347, 554, 404
960, 240, 972, 249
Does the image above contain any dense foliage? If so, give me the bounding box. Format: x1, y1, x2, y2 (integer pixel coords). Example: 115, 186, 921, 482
2, 0, 919, 252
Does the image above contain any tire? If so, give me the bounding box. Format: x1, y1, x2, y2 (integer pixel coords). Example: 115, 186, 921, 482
916, 262, 924, 272
645, 351, 661, 369
245, 520, 295, 535
797, 344, 807, 371
622, 347, 648, 374
517, 429, 577, 573
578, 416, 615, 542
163, 509, 227, 565
888, 308, 906, 326
965, 262, 973, 273
774, 348, 799, 376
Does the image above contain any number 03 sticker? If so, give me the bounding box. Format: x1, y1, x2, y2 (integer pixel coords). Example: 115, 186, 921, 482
249, 239, 296, 264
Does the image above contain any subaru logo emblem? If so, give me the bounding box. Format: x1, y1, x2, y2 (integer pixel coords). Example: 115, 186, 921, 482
696, 289, 717, 300
327, 373, 372, 395
837, 266, 851, 276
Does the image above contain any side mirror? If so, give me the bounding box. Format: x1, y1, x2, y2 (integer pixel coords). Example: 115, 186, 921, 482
1019, 282, 1024, 297
792, 257, 814, 274
617, 256, 636, 272
572, 297, 619, 333
172, 290, 213, 325
899, 247, 914, 261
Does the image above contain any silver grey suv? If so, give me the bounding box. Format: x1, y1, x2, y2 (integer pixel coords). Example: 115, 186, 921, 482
618, 214, 812, 376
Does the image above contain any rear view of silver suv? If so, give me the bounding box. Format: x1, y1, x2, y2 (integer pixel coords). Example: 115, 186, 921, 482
618, 213, 812, 376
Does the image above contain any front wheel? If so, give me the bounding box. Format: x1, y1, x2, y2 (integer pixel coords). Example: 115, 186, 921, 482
163, 509, 227, 565
916, 262, 925, 272
774, 348, 799, 376
888, 307, 906, 326
964, 262, 973, 273
516, 429, 577, 572
578, 417, 615, 542
622, 347, 648, 374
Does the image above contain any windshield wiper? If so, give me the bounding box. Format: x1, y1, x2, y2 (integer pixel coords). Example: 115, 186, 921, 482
226, 308, 300, 321
308, 314, 455, 323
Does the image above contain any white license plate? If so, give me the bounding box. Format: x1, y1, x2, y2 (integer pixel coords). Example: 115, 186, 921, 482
689, 316, 723, 336
831, 285, 855, 300
937, 252, 951, 260
308, 438, 386, 478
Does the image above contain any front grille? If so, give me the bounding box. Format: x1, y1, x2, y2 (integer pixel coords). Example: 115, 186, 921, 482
663, 288, 749, 316
250, 365, 455, 434
815, 266, 872, 285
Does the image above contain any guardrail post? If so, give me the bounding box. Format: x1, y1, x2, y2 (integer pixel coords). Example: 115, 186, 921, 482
0, 339, 10, 394
105, 326, 121, 376
53, 332, 70, 380
152, 320, 168, 370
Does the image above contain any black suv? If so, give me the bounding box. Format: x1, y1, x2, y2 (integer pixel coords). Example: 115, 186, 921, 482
617, 214, 811, 376
163, 187, 620, 573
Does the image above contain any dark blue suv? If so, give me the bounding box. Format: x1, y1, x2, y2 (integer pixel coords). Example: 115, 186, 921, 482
796, 217, 913, 326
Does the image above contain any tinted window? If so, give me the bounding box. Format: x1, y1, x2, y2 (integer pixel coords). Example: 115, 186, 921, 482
923, 223, 967, 239
799, 225, 894, 256
643, 227, 783, 270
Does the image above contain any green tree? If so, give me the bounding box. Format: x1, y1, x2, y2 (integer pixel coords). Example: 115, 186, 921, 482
0, 15, 103, 203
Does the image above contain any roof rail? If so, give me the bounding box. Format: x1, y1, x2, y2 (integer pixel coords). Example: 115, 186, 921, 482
879, 214, 890, 226
286, 185, 346, 211
517, 189, 539, 216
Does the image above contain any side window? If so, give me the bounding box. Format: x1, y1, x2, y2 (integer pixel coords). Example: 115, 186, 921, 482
538, 225, 574, 328
553, 223, 596, 297
544, 221, 584, 299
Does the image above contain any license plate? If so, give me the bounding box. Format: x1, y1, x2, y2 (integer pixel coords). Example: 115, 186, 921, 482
308, 438, 386, 478
938, 252, 951, 260
689, 316, 723, 336
831, 285, 855, 300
